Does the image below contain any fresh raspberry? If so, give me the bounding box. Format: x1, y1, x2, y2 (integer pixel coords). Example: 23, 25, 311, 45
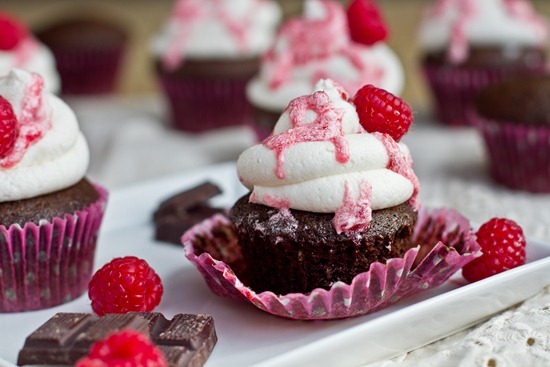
0, 96, 18, 159
463, 218, 526, 283
346, 0, 388, 46
75, 330, 167, 367
352, 84, 413, 142
88, 256, 163, 316
0, 12, 27, 50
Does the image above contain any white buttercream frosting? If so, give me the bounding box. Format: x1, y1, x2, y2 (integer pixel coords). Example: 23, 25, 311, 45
0, 69, 89, 202
418, 0, 549, 62
246, 0, 404, 112
151, 0, 282, 69
237, 79, 417, 217
0, 37, 60, 94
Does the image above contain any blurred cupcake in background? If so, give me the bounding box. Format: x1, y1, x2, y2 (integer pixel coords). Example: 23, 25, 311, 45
419, 0, 548, 126
0, 11, 60, 94
36, 17, 128, 96
472, 75, 550, 193
151, 0, 282, 133
247, 0, 404, 140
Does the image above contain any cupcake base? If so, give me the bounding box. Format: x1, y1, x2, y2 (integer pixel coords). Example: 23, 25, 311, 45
183, 207, 480, 320
156, 57, 260, 132
0, 183, 108, 312
422, 54, 547, 126
472, 113, 550, 192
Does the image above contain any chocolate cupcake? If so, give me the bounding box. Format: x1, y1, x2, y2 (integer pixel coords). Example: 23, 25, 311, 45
418, 0, 548, 126
36, 18, 128, 95
151, 0, 282, 132
246, 0, 404, 140
183, 80, 480, 320
472, 75, 550, 192
0, 69, 108, 312
230, 195, 417, 294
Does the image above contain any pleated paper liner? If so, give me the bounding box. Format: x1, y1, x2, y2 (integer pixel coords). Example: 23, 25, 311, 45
183, 207, 481, 320
0, 184, 108, 312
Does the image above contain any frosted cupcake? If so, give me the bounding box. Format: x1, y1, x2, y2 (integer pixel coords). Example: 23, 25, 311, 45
247, 0, 404, 140
419, 0, 549, 126
151, 0, 282, 132
0, 69, 107, 312
184, 80, 480, 319
0, 11, 60, 94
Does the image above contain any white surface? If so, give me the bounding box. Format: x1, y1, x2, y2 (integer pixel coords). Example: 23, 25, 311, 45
1, 162, 550, 367
2, 97, 550, 366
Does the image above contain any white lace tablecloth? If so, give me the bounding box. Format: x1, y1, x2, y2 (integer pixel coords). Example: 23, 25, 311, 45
69, 96, 550, 367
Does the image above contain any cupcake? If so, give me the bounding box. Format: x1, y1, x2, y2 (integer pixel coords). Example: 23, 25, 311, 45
183, 80, 480, 319
246, 0, 404, 140
472, 75, 550, 192
36, 18, 128, 95
0, 11, 60, 93
0, 69, 108, 312
151, 0, 282, 132
418, 0, 549, 126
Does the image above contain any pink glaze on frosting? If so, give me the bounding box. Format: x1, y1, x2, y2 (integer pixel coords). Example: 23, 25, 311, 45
375, 132, 420, 210
11, 38, 39, 68
0, 73, 51, 168
162, 0, 268, 70
428, 0, 548, 63
262, 194, 290, 210
263, 90, 348, 179
333, 180, 373, 234
265, 0, 385, 92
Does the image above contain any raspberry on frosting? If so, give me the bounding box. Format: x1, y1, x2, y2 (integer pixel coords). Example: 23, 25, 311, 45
346, 0, 388, 46
0, 96, 18, 159
0, 11, 27, 51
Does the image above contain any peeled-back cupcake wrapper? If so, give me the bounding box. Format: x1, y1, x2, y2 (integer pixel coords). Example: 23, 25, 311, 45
158, 75, 253, 132
51, 47, 125, 95
183, 207, 481, 320
422, 62, 547, 126
0, 184, 108, 313
472, 113, 550, 193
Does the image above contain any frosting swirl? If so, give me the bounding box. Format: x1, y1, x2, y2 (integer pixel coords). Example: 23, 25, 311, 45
0, 69, 89, 202
152, 0, 282, 70
246, 0, 403, 112
418, 0, 549, 63
238, 79, 419, 234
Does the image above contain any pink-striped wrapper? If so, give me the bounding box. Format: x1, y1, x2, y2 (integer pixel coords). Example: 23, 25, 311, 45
183, 207, 481, 320
0, 184, 108, 313
422, 61, 546, 126
472, 112, 550, 192
158, 76, 253, 133
52, 46, 126, 95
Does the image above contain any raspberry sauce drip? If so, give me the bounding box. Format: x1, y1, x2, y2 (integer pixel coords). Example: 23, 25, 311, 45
333, 179, 373, 234
263, 90, 348, 179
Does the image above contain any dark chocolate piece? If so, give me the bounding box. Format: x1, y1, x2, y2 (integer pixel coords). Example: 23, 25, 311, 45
17, 312, 217, 367
154, 182, 224, 244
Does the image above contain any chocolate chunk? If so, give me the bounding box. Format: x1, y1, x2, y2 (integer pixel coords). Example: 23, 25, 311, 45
154, 182, 224, 244
17, 312, 217, 367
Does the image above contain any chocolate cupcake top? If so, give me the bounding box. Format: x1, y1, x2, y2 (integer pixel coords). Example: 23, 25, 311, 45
0, 69, 90, 202
36, 18, 127, 50
418, 0, 549, 64
475, 75, 550, 125
238, 79, 419, 234
0, 11, 60, 93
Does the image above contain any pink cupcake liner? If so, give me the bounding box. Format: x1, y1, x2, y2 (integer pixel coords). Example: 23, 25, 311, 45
422, 62, 546, 126
51, 47, 126, 95
0, 184, 108, 312
182, 207, 481, 320
471, 112, 550, 192
158, 75, 253, 132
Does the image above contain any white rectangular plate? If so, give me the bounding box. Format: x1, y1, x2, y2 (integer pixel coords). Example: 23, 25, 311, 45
2, 162, 550, 367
